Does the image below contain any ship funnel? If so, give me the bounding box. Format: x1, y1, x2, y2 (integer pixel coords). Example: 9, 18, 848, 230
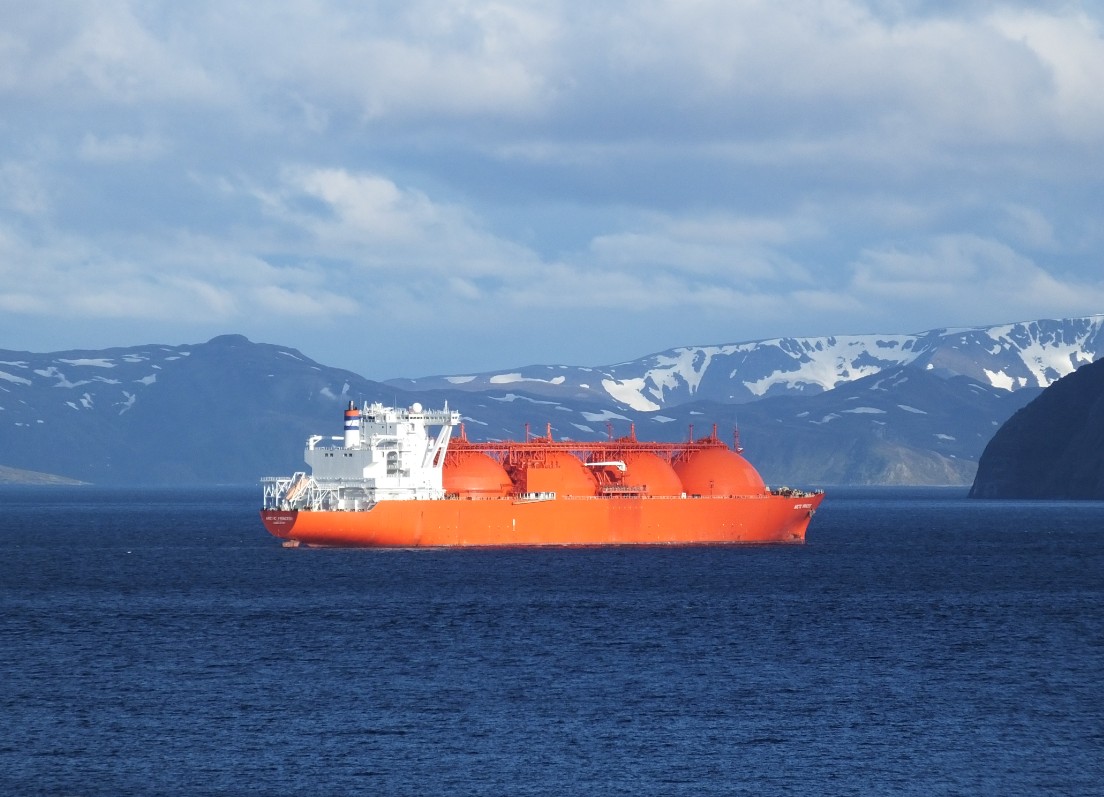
344, 401, 362, 449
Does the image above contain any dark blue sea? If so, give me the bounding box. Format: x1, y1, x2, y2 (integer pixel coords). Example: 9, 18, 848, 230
2, 487, 1101, 796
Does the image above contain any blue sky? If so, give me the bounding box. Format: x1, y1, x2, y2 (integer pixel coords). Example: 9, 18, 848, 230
1, 1, 1102, 379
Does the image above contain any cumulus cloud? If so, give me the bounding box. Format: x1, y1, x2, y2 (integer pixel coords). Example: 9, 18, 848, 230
0, 223, 359, 324
0, 1, 220, 103
175, 1, 560, 122
850, 234, 1104, 326
989, 7, 1104, 140
256, 166, 542, 281
587, 213, 817, 284
0, 1, 1101, 375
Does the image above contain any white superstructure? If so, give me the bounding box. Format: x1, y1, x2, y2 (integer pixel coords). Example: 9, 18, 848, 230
262, 401, 460, 511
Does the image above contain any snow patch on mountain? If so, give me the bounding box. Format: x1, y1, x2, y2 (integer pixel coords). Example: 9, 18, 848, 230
984, 370, 1019, 391
1005, 337, 1091, 385
601, 378, 660, 411
744, 335, 917, 397
33, 368, 92, 389
983, 320, 1102, 385
0, 370, 32, 385
488, 394, 559, 405
489, 373, 566, 386
581, 409, 631, 422
60, 358, 115, 368
645, 348, 718, 400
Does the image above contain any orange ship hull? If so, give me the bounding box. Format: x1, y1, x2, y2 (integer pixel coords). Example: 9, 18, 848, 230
260, 492, 823, 548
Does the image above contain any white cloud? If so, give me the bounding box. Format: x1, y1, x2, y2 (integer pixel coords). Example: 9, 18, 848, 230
0, 161, 50, 216
78, 132, 167, 163
8, 2, 1099, 153
0, 223, 359, 324
587, 213, 816, 281
1, 1, 1102, 376
294, 168, 438, 242
481, 2, 1104, 171
849, 234, 1104, 325
1000, 204, 1057, 250
252, 285, 358, 317
259, 166, 542, 281
989, 8, 1104, 140
0, 2, 220, 103
184, 1, 560, 121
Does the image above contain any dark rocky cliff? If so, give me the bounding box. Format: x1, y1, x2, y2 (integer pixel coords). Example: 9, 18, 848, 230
970, 358, 1104, 499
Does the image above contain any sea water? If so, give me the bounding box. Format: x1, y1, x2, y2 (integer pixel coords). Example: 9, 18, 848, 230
1, 486, 1101, 796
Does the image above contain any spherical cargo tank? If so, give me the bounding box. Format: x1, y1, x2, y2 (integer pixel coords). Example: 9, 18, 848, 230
618, 451, 684, 496
674, 447, 767, 497
515, 450, 598, 496
443, 451, 514, 498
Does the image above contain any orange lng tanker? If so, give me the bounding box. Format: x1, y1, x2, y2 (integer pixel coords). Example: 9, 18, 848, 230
260, 401, 823, 547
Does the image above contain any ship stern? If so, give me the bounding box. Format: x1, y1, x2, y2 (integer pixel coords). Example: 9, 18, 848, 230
260, 509, 298, 541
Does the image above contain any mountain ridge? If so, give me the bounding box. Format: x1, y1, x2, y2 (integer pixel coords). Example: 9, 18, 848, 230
1, 315, 1097, 486
385, 316, 1104, 411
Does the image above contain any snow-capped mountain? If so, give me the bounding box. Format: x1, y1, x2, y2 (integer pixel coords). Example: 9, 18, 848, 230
0, 334, 365, 424
385, 316, 1104, 411
0, 335, 384, 484
0, 318, 1095, 486
0, 334, 666, 484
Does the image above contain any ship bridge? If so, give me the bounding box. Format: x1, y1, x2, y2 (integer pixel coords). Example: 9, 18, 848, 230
263, 401, 460, 511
